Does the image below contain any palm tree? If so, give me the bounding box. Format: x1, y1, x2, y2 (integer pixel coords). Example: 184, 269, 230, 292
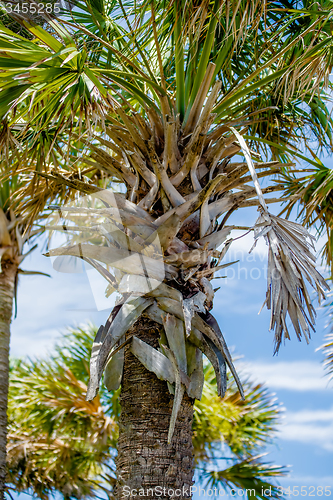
0, 0, 332, 496
7, 323, 287, 500
0, 176, 19, 499
0, 6, 77, 487
7, 324, 118, 500
0, 122, 88, 498
0, 135, 49, 496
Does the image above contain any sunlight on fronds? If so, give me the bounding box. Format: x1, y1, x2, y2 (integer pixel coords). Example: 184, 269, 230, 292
202, 454, 288, 500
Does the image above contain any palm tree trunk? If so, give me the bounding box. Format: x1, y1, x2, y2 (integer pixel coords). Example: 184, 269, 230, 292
0, 261, 16, 499
116, 316, 194, 500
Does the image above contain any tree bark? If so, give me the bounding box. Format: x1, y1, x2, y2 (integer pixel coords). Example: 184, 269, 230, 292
0, 261, 16, 500
116, 316, 194, 500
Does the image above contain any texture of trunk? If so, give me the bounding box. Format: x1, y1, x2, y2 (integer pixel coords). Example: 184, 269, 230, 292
0, 261, 16, 500
116, 316, 194, 500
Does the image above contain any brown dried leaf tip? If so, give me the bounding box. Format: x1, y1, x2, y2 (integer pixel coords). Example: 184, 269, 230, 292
254, 211, 329, 353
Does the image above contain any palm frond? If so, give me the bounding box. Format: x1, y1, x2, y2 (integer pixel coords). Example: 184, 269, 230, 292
202, 455, 288, 500
7, 324, 118, 499
193, 364, 282, 461
278, 161, 333, 276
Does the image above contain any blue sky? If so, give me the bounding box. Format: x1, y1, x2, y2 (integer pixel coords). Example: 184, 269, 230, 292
9, 200, 333, 499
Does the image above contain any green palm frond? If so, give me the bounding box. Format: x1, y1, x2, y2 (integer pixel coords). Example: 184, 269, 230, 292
7, 325, 118, 499
277, 160, 333, 275
1, 1, 332, 145
193, 364, 282, 460
202, 455, 288, 499
0, 0, 332, 204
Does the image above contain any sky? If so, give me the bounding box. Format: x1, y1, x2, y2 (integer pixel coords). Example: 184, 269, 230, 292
9, 197, 333, 500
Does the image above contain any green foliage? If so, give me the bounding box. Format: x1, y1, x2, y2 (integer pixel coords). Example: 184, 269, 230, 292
7, 324, 118, 500
203, 455, 288, 499
278, 161, 333, 275
193, 364, 281, 459
0, 0, 332, 255
0, 1, 332, 154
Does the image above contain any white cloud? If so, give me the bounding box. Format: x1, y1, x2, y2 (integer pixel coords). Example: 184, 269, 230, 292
287, 407, 333, 423
234, 360, 333, 452
279, 476, 333, 487
238, 360, 331, 391
278, 475, 333, 488
279, 407, 333, 452
281, 423, 333, 451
